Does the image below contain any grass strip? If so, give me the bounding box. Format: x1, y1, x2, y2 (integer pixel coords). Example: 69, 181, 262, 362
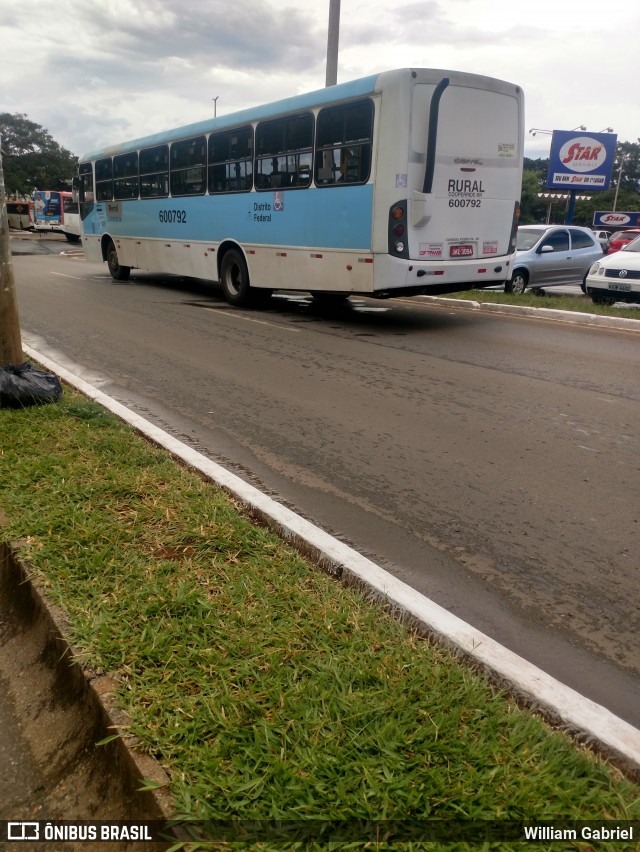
1, 388, 639, 850
447, 289, 640, 319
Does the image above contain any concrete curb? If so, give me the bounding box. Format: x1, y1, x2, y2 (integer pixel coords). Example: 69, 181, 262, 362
22, 342, 640, 780
420, 295, 640, 332
0, 541, 173, 846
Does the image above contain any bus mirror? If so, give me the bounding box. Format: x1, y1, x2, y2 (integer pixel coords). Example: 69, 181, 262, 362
72, 175, 80, 203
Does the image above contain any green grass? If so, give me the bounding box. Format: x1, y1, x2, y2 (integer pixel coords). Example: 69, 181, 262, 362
1, 388, 639, 850
446, 288, 640, 320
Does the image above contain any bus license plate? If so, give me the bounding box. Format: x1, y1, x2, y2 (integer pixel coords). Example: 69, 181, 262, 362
608, 282, 631, 292
450, 244, 473, 257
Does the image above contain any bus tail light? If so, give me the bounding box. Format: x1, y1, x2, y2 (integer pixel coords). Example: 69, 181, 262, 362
509, 201, 520, 251
388, 202, 409, 258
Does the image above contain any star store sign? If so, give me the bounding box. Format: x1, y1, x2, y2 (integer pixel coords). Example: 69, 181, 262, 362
547, 130, 617, 191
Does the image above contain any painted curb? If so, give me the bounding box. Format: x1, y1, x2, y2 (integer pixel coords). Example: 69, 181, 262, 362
421, 295, 640, 332
23, 343, 640, 778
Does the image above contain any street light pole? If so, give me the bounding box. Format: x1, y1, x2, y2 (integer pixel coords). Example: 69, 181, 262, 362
612, 155, 627, 212
326, 0, 340, 87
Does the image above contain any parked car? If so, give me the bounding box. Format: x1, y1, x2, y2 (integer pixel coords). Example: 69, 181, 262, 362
584, 234, 640, 305
606, 229, 640, 254
591, 229, 611, 252
506, 225, 603, 294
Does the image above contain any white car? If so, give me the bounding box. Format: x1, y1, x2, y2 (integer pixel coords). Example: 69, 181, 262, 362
506, 225, 603, 294
584, 235, 640, 305
590, 229, 611, 252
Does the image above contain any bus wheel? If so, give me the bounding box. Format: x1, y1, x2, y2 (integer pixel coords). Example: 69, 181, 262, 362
106, 241, 130, 281
220, 249, 251, 306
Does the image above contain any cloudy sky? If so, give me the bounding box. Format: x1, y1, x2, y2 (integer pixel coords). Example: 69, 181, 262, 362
2, 0, 638, 161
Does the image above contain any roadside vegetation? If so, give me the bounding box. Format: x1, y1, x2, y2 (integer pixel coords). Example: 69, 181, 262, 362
447, 287, 640, 320
1, 387, 639, 849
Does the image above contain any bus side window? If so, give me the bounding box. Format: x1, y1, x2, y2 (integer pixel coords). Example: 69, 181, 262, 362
315, 99, 374, 187
78, 163, 94, 203
95, 157, 113, 201
255, 113, 313, 192
140, 145, 169, 198
208, 127, 253, 194
170, 137, 206, 197
114, 151, 139, 200
78, 162, 94, 219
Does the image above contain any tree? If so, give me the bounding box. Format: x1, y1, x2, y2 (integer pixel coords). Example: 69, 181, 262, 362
520, 168, 548, 223
0, 113, 77, 197
613, 141, 640, 196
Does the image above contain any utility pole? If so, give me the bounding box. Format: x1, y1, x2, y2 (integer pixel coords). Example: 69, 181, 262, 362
326, 0, 340, 87
0, 135, 23, 365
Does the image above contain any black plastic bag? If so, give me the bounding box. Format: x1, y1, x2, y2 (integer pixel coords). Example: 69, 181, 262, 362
0, 362, 63, 408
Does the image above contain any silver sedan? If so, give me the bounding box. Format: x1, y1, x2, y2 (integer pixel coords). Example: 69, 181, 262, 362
506, 225, 603, 294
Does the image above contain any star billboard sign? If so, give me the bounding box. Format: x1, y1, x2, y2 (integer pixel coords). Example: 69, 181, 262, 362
547, 130, 617, 191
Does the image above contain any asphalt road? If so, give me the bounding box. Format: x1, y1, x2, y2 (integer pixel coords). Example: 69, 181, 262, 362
9, 236, 640, 727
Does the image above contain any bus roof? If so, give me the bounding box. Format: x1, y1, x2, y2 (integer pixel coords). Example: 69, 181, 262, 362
78, 67, 520, 162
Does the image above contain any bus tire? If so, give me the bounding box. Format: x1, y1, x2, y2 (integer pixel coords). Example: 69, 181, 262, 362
106, 241, 130, 281
220, 249, 251, 306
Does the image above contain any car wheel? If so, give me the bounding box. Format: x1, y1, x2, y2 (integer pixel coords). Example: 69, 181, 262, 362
580, 274, 588, 294
506, 269, 527, 294
106, 241, 130, 281
220, 248, 252, 306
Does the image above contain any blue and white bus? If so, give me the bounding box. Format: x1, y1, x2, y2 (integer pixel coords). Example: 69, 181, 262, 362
76, 68, 523, 306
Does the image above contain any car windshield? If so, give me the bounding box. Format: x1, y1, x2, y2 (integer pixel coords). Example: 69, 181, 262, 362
516, 229, 545, 251
621, 236, 640, 252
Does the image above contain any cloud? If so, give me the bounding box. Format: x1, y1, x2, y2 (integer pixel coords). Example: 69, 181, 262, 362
1, 0, 331, 155
2, 0, 640, 160
81, 0, 321, 71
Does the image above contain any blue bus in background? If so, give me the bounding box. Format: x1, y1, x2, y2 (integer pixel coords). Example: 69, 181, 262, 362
76, 68, 523, 306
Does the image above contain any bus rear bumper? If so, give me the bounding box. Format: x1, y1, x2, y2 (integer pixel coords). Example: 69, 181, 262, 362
372, 253, 512, 298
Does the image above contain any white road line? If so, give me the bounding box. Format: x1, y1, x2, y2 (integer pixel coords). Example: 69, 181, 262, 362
202, 307, 300, 332
23, 342, 640, 774
49, 272, 86, 281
